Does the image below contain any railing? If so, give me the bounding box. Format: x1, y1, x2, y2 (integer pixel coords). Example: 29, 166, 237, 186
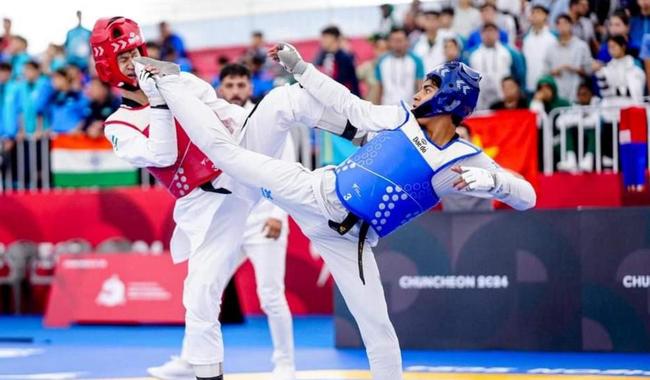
0, 125, 315, 194
542, 101, 650, 175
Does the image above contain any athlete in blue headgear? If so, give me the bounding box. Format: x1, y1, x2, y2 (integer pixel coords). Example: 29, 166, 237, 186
133, 47, 536, 380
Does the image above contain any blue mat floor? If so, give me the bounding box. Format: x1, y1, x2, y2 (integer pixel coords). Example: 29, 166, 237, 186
0, 316, 649, 379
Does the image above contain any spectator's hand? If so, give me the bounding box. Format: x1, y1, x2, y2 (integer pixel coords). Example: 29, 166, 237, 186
591, 60, 604, 72
15, 129, 25, 143
262, 218, 283, 240
86, 121, 104, 139
550, 67, 562, 76
269, 43, 308, 75
2, 139, 15, 151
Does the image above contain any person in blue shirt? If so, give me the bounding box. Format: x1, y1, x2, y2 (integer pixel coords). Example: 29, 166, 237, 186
465, 3, 509, 52
64, 11, 92, 72
3, 36, 30, 81
14, 61, 51, 138
248, 55, 274, 103
159, 21, 187, 60
630, 0, 650, 57
47, 68, 89, 135
0, 62, 13, 139
596, 10, 630, 64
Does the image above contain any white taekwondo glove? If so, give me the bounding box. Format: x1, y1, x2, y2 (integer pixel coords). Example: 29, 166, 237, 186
132, 58, 166, 107
276, 43, 308, 75
458, 166, 498, 193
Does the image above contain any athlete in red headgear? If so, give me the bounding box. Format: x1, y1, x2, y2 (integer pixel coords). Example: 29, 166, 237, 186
90, 17, 311, 380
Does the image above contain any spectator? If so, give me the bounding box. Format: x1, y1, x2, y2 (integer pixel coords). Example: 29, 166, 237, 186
490, 76, 530, 110
211, 55, 232, 89
41, 44, 66, 75
64, 11, 91, 72
378, 4, 400, 36
217, 64, 254, 109
376, 27, 425, 105
529, 74, 571, 116
413, 10, 455, 72
314, 26, 360, 96
65, 64, 86, 92
403, 0, 422, 36
14, 61, 51, 139
83, 78, 119, 139
556, 81, 600, 172
5, 36, 30, 81
356, 34, 388, 104
466, 3, 510, 52
543, 14, 592, 102
523, 4, 557, 94
145, 42, 161, 60
490, 0, 518, 44
0, 63, 13, 139
159, 21, 187, 61
496, 0, 522, 16
597, 10, 630, 64
568, 0, 598, 52
165, 47, 193, 72
469, 23, 513, 109
248, 55, 274, 103
47, 68, 88, 135
443, 37, 463, 63
439, 7, 455, 33
453, 0, 481, 39
0, 18, 11, 52
629, 0, 650, 57
597, 35, 646, 105
244, 31, 268, 66
441, 124, 495, 212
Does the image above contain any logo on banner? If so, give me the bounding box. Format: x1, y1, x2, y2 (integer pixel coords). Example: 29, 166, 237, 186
96, 274, 126, 307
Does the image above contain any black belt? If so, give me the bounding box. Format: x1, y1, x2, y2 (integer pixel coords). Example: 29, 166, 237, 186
199, 181, 231, 194
328, 212, 370, 285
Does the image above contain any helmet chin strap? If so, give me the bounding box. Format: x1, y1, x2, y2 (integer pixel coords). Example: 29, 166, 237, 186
120, 82, 140, 92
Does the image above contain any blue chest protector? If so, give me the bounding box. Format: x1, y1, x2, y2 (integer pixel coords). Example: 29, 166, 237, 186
335, 103, 481, 237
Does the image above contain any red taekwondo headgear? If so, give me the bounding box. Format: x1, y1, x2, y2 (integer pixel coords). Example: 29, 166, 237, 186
90, 17, 148, 88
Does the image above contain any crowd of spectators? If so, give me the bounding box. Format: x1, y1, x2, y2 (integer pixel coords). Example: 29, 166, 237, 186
1, 1, 650, 188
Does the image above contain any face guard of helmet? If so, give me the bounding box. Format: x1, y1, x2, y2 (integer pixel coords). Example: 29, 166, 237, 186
90, 17, 148, 89
412, 61, 481, 125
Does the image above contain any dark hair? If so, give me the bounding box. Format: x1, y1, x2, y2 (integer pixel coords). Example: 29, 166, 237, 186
219, 63, 251, 81
532, 4, 550, 14
321, 25, 342, 39
252, 30, 263, 38
501, 75, 518, 85
53, 68, 68, 78
217, 55, 230, 66
482, 22, 499, 31
556, 13, 573, 24
441, 7, 454, 16
608, 34, 628, 48
146, 41, 160, 50
569, 0, 582, 7
610, 9, 630, 26
389, 27, 408, 37
0, 62, 11, 72
24, 60, 40, 70
578, 78, 594, 91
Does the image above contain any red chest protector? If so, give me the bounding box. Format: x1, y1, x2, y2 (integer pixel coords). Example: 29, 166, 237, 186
106, 116, 222, 198
145, 120, 222, 198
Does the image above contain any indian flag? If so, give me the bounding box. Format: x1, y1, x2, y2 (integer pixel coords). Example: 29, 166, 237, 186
51, 134, 139, 188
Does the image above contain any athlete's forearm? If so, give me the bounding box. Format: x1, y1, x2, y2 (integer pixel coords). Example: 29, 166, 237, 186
491, 171, 537, 210
296, 64, 402, 132
147, 108, 178, 166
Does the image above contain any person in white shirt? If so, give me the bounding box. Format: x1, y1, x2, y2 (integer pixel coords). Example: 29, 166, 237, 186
543, 14, 592, 102
376, 28, 425, 105
469, 22, 513, 109
147, 63, 297, 380
413, 10, 456, 72
597, 35, 647, 105
522, 4, 558, 94
453, 0, 482, 39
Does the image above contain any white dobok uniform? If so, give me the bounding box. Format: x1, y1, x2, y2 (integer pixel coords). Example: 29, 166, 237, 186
104, 73, 317, 370
148, 66, 536, 379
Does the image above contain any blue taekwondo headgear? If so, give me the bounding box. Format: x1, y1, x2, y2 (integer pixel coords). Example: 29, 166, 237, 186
412, 61, 481, 123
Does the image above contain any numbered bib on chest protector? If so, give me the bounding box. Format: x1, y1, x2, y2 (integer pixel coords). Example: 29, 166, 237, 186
335, 102, 480, 237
